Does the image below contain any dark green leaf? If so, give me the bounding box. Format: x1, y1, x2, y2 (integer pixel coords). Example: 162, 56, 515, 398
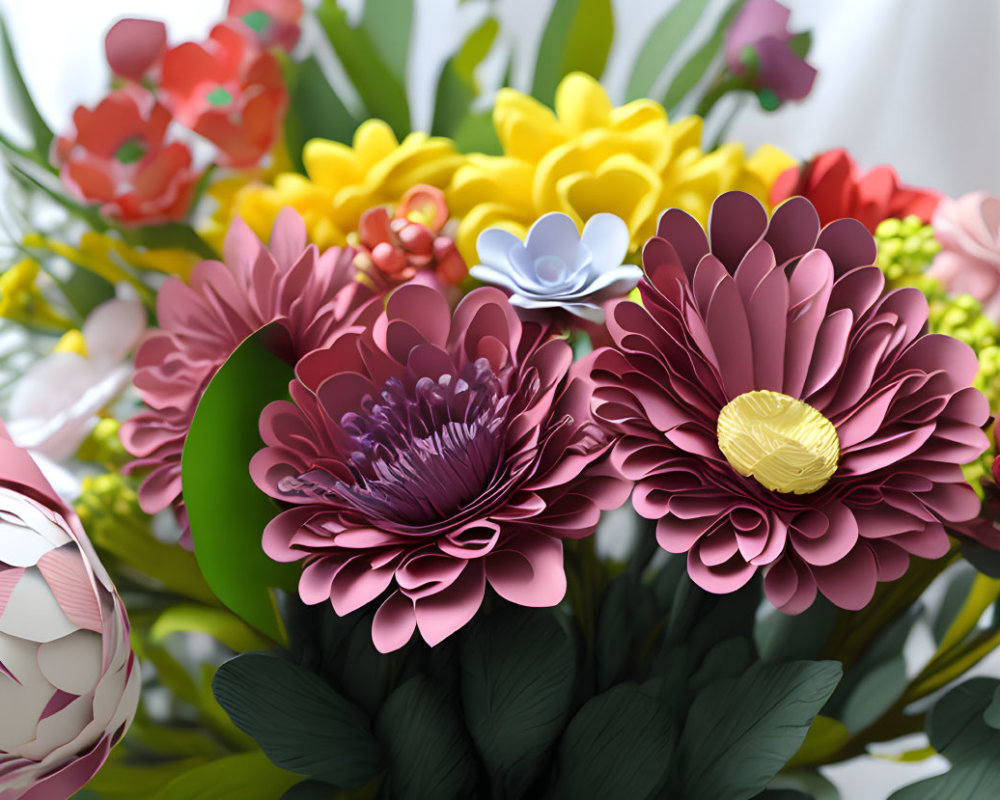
57, 264, 117, 321
283, 55, 358, 172
150, 751, 301, 799
554, 683, 675, 799
961, 539, 1000, 579
461, 604, 576, 798
841, 656, 907, 734
626, 0, 715, 100
681, 660, 843, 800
316, 0, 410, 139
362, 0, 413, 82
452, 111, 502, 155
789, 31, 812, 60
376, 676, 477, 800
889, 678, 1000, 799
213, 653, 382, 788
755, 599, 838, 663
181, 323, 300, 642
531, 0, 614, 106
0, 17, 54, 163
117, 221, 218, 260
661, 0, 744, 113
340, 611, 394, 717
688, 636, 752, 695
281, 780, 339, 799
934, 568, 978, 644
985, 685, 1000, 730
431, 17, 498, 138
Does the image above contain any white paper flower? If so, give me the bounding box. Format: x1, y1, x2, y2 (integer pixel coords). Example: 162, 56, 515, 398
471, 212, 642, 323
0, 427, 139, 799
6, 298, 145, 462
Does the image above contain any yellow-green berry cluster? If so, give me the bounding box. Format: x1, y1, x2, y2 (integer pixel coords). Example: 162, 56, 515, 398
75, 417, 131, 469
75, 472, 147, 548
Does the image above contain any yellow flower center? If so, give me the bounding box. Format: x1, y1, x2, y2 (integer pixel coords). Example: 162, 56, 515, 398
716, 390, 839, 494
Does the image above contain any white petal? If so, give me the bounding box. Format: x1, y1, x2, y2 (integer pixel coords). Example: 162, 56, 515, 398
476, 227, 524, 269
0, 568, 77, 642
580, 213, 630, 271
469, 265, 528, 294
82, 298, 146, 363
37, 630, 103, 694
524, 213, 583, 266
0, 634, 52, 751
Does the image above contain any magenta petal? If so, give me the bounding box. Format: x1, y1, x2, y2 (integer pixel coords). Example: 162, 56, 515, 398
764, 556, 818, 614
413, 562, 486, 647
486, 535, 566, 607
687, 545, 757, 593
298, 557, 339, 605
329, 557, 397, 615
812, 544, 878, 611
372, 591, 417, 653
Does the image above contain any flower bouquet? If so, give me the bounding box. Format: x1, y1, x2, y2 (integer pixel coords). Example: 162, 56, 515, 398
3, 1, 1000, 799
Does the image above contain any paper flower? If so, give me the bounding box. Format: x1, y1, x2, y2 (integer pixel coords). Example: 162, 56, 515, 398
472, 212, 641, 323
592, 191, 988, 614
160, 22, 287, 168
104, 17, 167, 83
354, 185, 467, 288
0, 425, 139, 799
446, 72, 795, 263
225, 120, 465, 249
928, 192, 1000, 322
227, 0, 303, 51
771, 148, 942, 234
251, 283, 629, 652
52, 88, 197, 225
6, 298, 145, 462
725, 0, 817, 106
121, 209, 375, 549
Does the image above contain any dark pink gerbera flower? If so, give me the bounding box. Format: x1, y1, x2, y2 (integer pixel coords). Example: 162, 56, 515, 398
120, 209, 376, 548
250, 283, 628, 652
592, 191, 988, 614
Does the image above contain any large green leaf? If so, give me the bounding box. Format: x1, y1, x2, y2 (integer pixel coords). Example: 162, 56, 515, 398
680, 660, 843, 800
213, 653, 383, 788
554, 683, 676, 799
625, 0, 716, 101
431, 17, 498, 138
0, 16, 54, 164
150, 751, 301, 800
151, 604, 273, 653
531, 0, 614, 106
181, 323, 300, 643
316, 0, 410, 139
362, 0, 413, 82
754, 599, 838, 663
283, 55, 358, 172
890, 678, 1000, 799
460, 605, 576, 798
841, 656, 907, 734
376, 676, 478, 800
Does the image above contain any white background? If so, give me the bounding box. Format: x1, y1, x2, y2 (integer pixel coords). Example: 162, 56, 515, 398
2, 1, 1000, 797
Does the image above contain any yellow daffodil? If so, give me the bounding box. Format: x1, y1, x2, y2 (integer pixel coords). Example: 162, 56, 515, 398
223, 120, 467, 250
0, 258, 72, 330
448, 72, 795, 263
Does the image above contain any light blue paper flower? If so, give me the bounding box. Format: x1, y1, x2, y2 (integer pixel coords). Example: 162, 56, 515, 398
471, 212, 642, 323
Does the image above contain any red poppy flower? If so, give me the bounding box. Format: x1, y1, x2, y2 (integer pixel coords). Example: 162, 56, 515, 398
227, 0, 303, 51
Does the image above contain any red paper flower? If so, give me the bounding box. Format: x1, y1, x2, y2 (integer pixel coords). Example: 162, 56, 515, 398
104, 17, 167, 83
53, 88, 197, 225
771, 148, 942, 233
121, 209, 375, 548
250, 283, 628, 652
160, 22, 287, 167
354, 185, 467, 289
593, 192, 988, 614
227, 0, 303, 51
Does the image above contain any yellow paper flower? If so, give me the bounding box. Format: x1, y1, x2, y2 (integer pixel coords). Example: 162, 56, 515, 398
222, 120, 467, 249
0, 258, 72, 330
448, 72, 795, 263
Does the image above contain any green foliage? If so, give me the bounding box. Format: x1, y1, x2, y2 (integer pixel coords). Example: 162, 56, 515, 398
149, 752, 301, 800
626, 0, 716, 101
532, 0, 614, 106
0, 16, 54, 164
432, 17, 499, 139
282, 55, 359, 172
181, 323, 300, 643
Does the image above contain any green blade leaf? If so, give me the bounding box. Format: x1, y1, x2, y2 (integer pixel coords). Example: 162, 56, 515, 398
116, 221, 218, 260
661, 0, 744, 114
376, 676, 478, 800
531, 0, 614, 106
150, 751, 302, 800
680, 660, 843, 800
151, 604, 274, 653
213, 653, 383, 788
362, 0, 413, 82
554, 683, 676, 799
316, 0, 410, 140
460, 605, 576, 797
283, 55, 358, 172
625, 0, 715, 101
0, 16, 54, 164
181, 323, 300, 643
431, 17, 498, 138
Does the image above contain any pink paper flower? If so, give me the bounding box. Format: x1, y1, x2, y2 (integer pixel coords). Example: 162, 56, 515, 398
251, 283, 628, 652
104, 17, 167, 83
227, 0, 304, 51
928, 192, 1000, 322
120, 209, 375, 549
0, 424, 139, 799
53, 88, 197, 225
160, 22, 288, 167
592, 191, 988, 614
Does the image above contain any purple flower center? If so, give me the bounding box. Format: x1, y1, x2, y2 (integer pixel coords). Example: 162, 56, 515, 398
332, 358, 508, 526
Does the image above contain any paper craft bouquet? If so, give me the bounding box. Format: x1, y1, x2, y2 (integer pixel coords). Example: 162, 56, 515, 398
4, 1, 1000, 798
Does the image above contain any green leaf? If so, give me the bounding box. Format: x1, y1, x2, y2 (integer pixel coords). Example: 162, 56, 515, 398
316, 0, 410, 139
554, 683, 675, 799
0, 16, 54, 163
283, 55, 358, 172
376, 676, 478, 800
362, 0, 413, 82
460, 605, 576, 798
151, 604, 274, 653
213, 653, 383, 788
150, 751, 301, 800
985, 685, 1000, 730
933, 567, 978, 644
531, 0, 614, 106
625, 0, 715, 101
181, 323, 300, 643
661, 0, 744, 113
83, 756, 210, 800
889, 678, 1000, 799
841, 656, 907, 734
340, 611, 394, 717
281, 781, 339, 800
789, 31, 812, 60
116, 221, 218, 260
431, 17, 498, 139
786, 715, 851, 769
680, 660, 843, 800
755, 599, 838, 663
452, 111, 502, 156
